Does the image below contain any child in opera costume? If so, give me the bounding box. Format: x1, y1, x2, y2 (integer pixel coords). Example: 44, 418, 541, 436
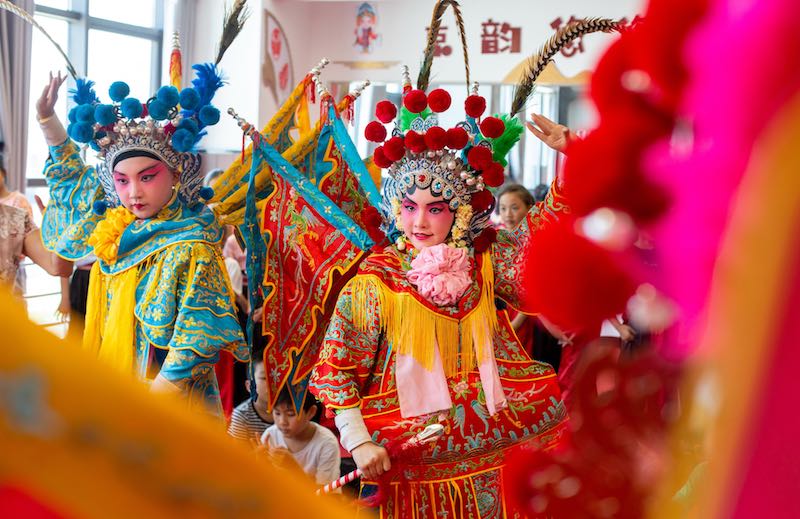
35, 67, 248, 415
309, 77, 571, 516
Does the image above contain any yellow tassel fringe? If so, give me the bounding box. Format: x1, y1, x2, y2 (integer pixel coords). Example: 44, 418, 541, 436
351, 251, 497, 376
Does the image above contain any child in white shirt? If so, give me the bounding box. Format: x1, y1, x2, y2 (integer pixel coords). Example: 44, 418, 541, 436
261, 388, 340, 487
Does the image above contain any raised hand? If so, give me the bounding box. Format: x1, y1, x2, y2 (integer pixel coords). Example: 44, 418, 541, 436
36, 71, 66, 120
526, 113, 573, 153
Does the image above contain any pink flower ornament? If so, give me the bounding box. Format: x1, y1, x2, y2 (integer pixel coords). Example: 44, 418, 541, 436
406, 244, 472, 306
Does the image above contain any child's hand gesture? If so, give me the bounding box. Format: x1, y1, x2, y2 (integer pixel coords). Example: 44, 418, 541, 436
526, 113, 574, 153
37, 71, 66, 120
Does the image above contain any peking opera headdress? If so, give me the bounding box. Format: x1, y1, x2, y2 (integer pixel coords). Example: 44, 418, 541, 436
62, 1, 250, 212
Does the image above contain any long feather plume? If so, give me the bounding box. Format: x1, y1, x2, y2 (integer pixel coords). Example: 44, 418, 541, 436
449, 1, 470, 93
510, 17, 622, 116
0, 0, 77, 79
417, 0, 469, 93
215, 0, 250, 65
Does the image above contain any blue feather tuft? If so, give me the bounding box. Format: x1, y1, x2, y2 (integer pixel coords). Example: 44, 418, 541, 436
190, 63, 225, 112
70, 78, 99, 106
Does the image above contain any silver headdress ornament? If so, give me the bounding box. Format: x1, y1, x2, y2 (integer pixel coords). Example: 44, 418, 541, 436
64, 0, 251, 211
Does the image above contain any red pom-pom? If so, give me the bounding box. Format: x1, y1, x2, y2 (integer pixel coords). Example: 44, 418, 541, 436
403, 89, 428, 114
471, 189, 495, 213
446, 127, 469, 149
384, 136, 406, 162
464, 95, 487, 118
473, 227, 498, 253
375, 100, 398, 124
163, 122, 176, 136
467, 146, 493, 170
482, 162, 505, 187
520, 222, 637, 331
480, 116, 505, 138
405, 130, 427, 154
427, 88, 452, 112
373, 146, 393, 168
364, 121, 387, 143
362, 205, 386, 244
424, 126, 447, 151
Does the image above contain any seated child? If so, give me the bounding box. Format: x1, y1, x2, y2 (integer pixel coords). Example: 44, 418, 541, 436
227, 354, 273, 443
261, 388, 340, 487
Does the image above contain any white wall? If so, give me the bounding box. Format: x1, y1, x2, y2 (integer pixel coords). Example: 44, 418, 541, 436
184, 0, 645, 166
299, 0, 644, 84
188, 0, 263, 153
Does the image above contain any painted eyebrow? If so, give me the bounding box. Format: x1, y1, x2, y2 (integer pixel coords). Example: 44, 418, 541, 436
112, 163, 163, 176
402, 197, 418, 206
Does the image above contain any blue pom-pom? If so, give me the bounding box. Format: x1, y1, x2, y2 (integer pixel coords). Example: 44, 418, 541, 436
94, 104, 117, 126
92, 200, 108, 215
198, 186, 214, 201
157, 85, 180, 108
147, 99, 170, 121
68, 107, 78, 124
69, 122, 95, 143
89, 141, 101, 152
75, 104, 96, 123
171, 128, 195, 152
198, 105, 220, 126
178, 117, 199, 134
179, 88, 200, 110
109, 81, 130, 102
120, 97, 143, 119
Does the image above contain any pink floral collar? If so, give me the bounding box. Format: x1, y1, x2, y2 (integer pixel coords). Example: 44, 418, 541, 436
406, 243, 472, 306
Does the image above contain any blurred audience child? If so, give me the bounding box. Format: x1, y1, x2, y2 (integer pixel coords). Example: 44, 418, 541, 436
496, 183, 564, 370
0, 162, 34, 295
0, 164, 71, 296
0, 161, 33, 216
223, 226, 246, 271
262, 388, 340, 488
227, 353, 273, 443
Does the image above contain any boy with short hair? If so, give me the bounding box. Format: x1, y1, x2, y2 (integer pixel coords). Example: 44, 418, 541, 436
261, 388, 340, 487
227, 355, 273, 443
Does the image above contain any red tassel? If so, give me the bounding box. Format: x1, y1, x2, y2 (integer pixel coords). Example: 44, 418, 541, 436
305, 76, 316, 105
343, 95, 355, 126
241, 131, 246, 164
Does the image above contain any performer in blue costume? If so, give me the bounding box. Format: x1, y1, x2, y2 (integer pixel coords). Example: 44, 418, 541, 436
35, 59, 248, 414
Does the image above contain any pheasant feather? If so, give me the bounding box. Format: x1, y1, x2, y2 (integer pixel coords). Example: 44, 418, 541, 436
417, 0, 469, 93
215, 0, 250, 65
0, 0, 77, 79
510, 17, 622, 116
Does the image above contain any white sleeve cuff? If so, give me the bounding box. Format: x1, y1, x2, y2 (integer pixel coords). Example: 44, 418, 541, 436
39, 115, 68, 147
334, 407, 373, 453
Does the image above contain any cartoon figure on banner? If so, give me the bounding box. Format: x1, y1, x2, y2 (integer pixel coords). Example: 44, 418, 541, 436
354, 2, 380, 54
480, 19, 522, 54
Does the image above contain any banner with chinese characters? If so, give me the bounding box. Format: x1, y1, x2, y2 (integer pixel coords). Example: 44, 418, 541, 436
291, 0, 644, 83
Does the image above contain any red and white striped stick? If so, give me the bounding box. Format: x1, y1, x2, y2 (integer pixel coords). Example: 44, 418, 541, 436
316, 423, 444, 495
317, 466, 362, 495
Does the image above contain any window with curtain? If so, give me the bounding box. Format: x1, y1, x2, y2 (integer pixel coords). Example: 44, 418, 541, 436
23, 0, 163, 336
26, 0, 162, 182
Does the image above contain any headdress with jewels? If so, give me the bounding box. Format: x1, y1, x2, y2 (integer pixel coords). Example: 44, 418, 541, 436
62, 1, 250, 213
364, 65, 524, 252
65, 67, 223, 211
